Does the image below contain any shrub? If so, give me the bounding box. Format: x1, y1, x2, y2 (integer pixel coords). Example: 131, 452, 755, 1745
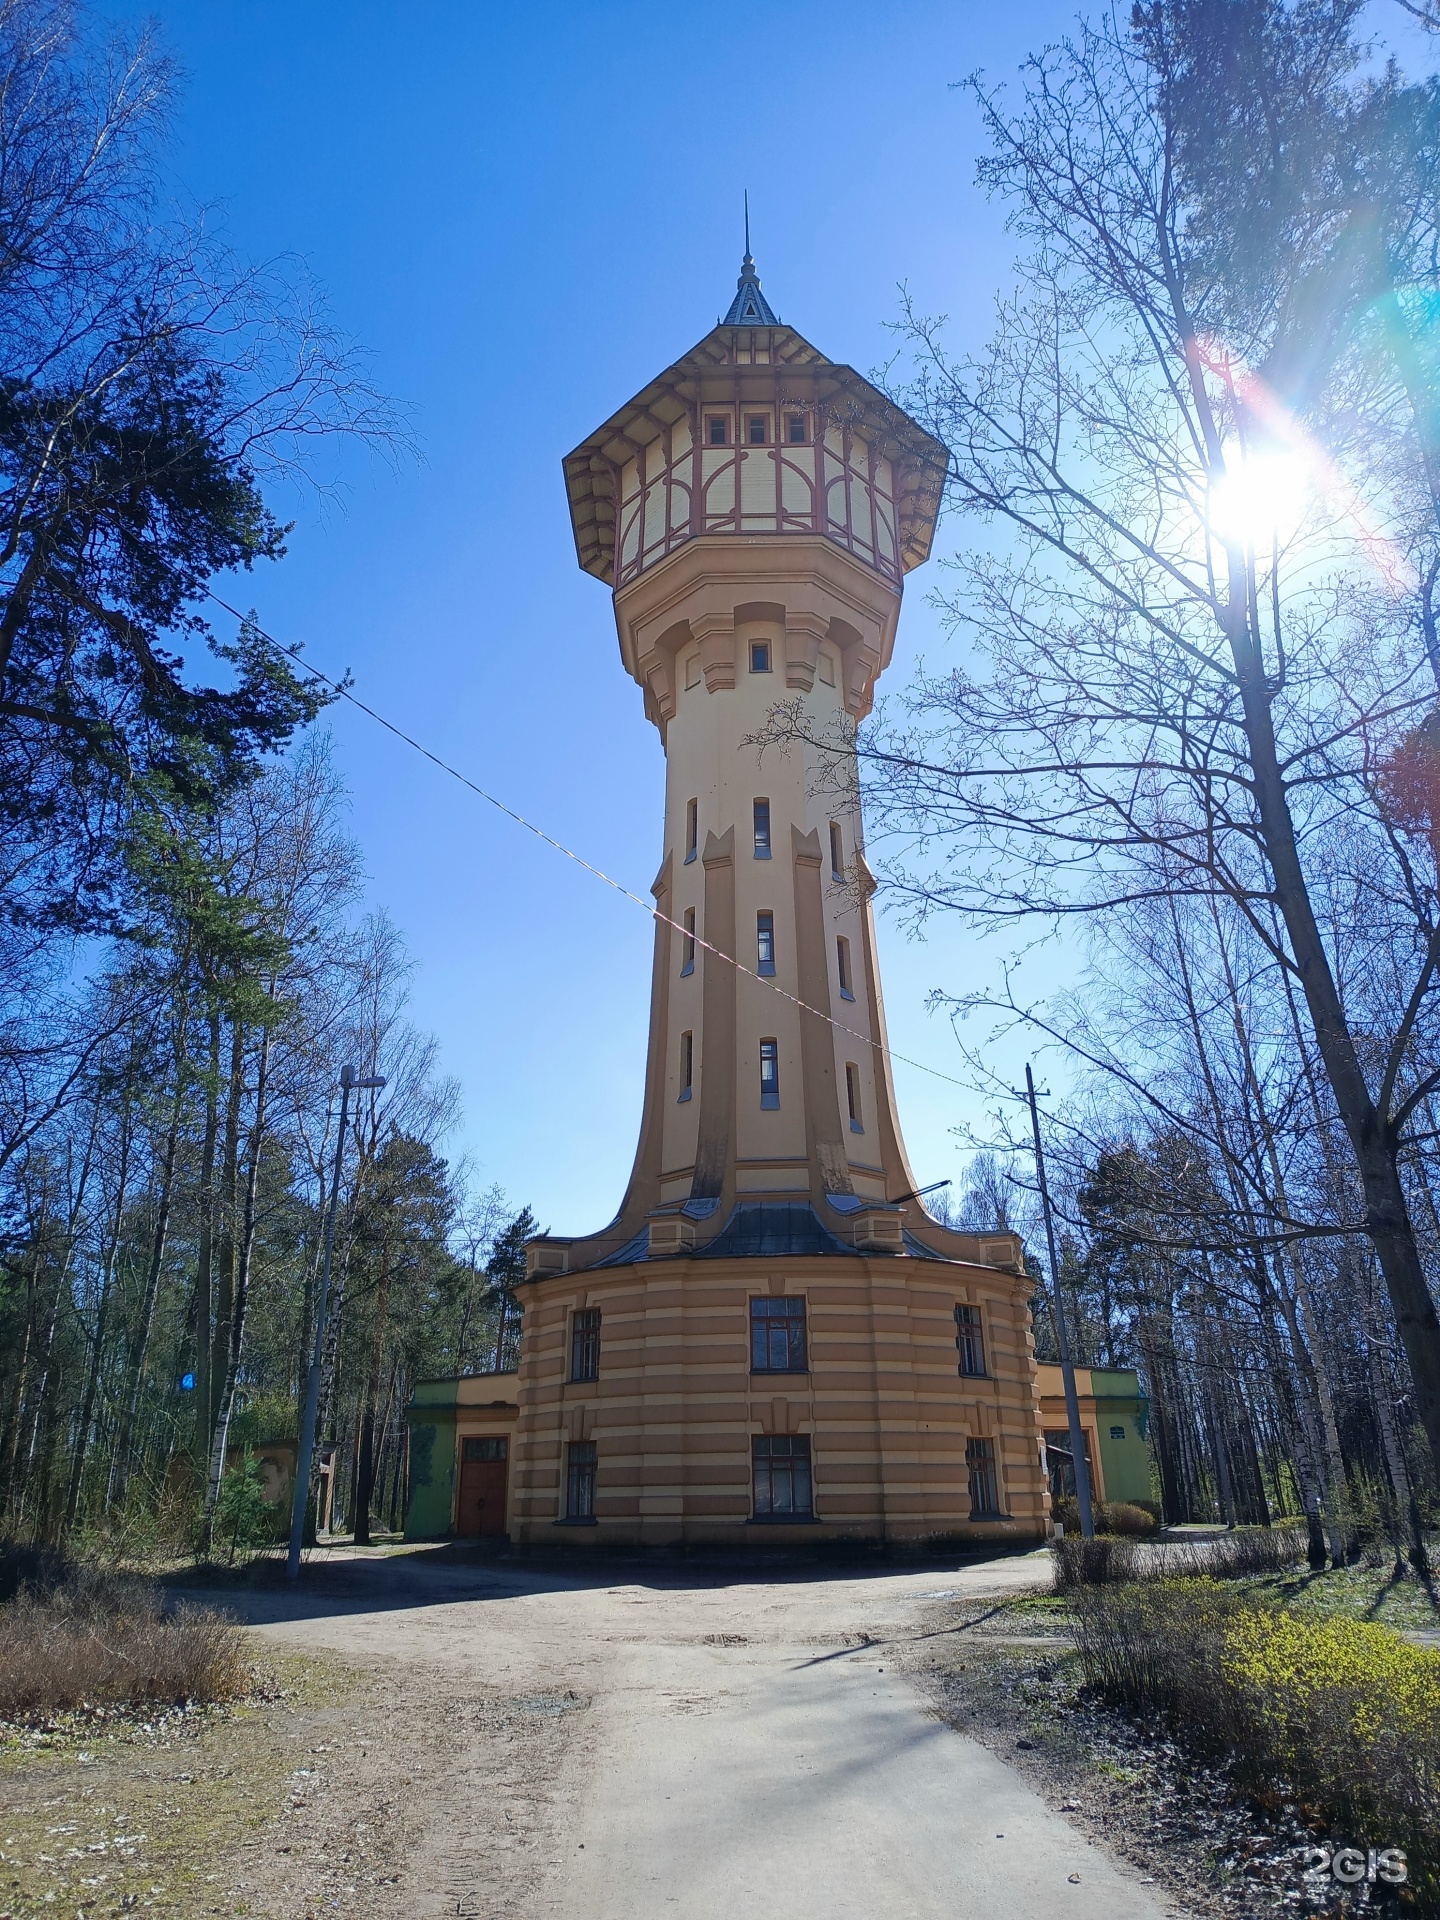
1051, 1498, 1158, 1537
1075, 1580, 1440, 1904
1098, 1501, 1158, 1536
214, 1447, 283, 1562
0, 1563, 248, 1715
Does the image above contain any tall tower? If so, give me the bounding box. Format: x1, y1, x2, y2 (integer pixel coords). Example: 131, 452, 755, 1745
511, 252, 1048, 1548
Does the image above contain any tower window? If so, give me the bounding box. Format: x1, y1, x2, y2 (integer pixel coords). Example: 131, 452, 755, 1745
818, 651, 836, 686
685, 652, 702, 689
956, 1303, 987, 1378
757, 911, 775, 976
685, 797, 698, 862
566, 1440, 597, 1521
570, 1309, 601, 1382
681, 907, 696, 976
829, 823, 844, 878
785, 413, 808, 444
836, 936, 854, 1000
706, 415, 730, 447
750, 641, 771, 674
759, 1038, 780, 1108
746, 413, 769, 445
967, 1436, 1002, 1517
751, 1295, 808, 1372
845, 1062, 863, 1133
679, 1030, 693, 1101
753, 799, 771, 858
752, 1434, 812, 1518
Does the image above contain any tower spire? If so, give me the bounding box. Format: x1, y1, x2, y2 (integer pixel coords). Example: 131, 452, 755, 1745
723, 194, 779, 326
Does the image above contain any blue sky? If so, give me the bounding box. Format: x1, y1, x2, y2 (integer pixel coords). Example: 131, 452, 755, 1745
98, 0, 1107, 1231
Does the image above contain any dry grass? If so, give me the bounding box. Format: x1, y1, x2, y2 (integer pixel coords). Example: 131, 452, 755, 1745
0, 1559, 248, 1716
1053, 1523, 1309, 1588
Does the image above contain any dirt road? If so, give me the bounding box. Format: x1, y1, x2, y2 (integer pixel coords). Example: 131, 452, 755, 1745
205, 1546, 1175, 1920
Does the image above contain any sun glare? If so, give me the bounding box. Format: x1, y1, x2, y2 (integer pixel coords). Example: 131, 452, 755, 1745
1205, 451, 1312, 549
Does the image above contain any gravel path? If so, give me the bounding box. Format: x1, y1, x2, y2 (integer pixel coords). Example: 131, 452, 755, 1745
194, 1546, 1181, 1920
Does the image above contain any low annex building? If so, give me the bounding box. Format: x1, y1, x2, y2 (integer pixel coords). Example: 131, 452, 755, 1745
406, 252, 1052, 1550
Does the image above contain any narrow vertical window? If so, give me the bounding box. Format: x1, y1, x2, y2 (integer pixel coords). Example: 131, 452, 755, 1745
566, 1441, 597, 1520
753, 799, 771, 858
749, 640, 771, 673
785, 412, 808, 444
746, 413, 769, 445
570, 1309, 601, 1382
836, 936, 853, 1000
759, 1038, 780, 1108
707, 415, 729, 447
955, 1303, 987, 1378
757, 910, 775, 976
750, 1296, 807, 1372
845, 1063, 863, 1133
752, 1434, 812, 1518
679, 1030, 693, 1101
829, 823, 844, 878
681, 907, 696, 976
684, 653, 702, 689
967, 1437, 1001, 1517
685, 797, 698, 862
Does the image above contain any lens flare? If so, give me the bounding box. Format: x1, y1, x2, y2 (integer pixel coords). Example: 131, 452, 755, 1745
1205, 451, 1312, 548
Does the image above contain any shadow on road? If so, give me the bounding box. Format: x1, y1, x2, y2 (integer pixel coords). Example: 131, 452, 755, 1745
163, 1537, 1049, 1629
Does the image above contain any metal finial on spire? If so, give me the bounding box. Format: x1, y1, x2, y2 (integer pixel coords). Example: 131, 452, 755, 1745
724, 194, 778, 326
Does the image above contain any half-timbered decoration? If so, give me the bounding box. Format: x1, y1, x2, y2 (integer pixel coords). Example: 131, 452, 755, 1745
409, 249, 1051, 1551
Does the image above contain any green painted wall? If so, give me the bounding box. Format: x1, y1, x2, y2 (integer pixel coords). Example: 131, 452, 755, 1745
404, 1382, 459, 1540
1089, 1370, 1154, 1507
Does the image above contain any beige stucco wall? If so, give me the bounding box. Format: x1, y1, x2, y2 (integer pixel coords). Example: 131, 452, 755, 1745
511, 1255, 1048, 1548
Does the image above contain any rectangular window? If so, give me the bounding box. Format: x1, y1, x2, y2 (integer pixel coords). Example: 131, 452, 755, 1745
785, 412, 808, 444
462, 1436, 507, 1462
829, 822, 844, 878
685, 652, 702, 689
836, 935, 853, 1000
566, 1440, 597, 1520
967, 1437, 1002, 1517
570, 1309, 601, 1382
759, 1037, 780, 1108
955, 1303, 987, 1378
706, 414, 730, 446
681, 906, 696, 976
749, 640, 771, 674
845, 1062, 863, 1133
679, 1029, 693, 1101
817, 651, 836, 686
746, 413, 769, 444
685, 797, 698, 862
751, 1295, 807, 1372
757, 910, 775, 976
752, 1433, 812, 1518
753, 798, 771, 858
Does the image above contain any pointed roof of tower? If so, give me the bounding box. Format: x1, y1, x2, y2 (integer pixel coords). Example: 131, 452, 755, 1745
723, 249, 778, 326
722, 197, 778, 325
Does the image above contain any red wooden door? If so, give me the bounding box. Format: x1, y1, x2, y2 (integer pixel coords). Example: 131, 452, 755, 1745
456, 1436, 508, 1537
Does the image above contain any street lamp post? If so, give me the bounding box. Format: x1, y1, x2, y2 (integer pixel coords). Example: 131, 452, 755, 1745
1025, 1062, 1096, 1541
287, 1062, 385, 1581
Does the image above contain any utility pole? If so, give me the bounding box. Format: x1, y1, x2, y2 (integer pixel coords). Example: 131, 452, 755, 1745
287, 1063, 385, 1580
1025, 1062, 1095, 1540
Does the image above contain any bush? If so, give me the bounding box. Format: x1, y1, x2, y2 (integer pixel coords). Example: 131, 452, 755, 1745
0, 1562, 247, 1715
1051, 1498, 1158, 1537
1075, 1580, 1440, 1904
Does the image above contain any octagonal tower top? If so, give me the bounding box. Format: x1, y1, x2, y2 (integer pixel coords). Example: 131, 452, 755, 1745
562, 253, 948, 594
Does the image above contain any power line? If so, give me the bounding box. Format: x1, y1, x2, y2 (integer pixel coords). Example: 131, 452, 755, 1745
208, 592, 972, 1093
